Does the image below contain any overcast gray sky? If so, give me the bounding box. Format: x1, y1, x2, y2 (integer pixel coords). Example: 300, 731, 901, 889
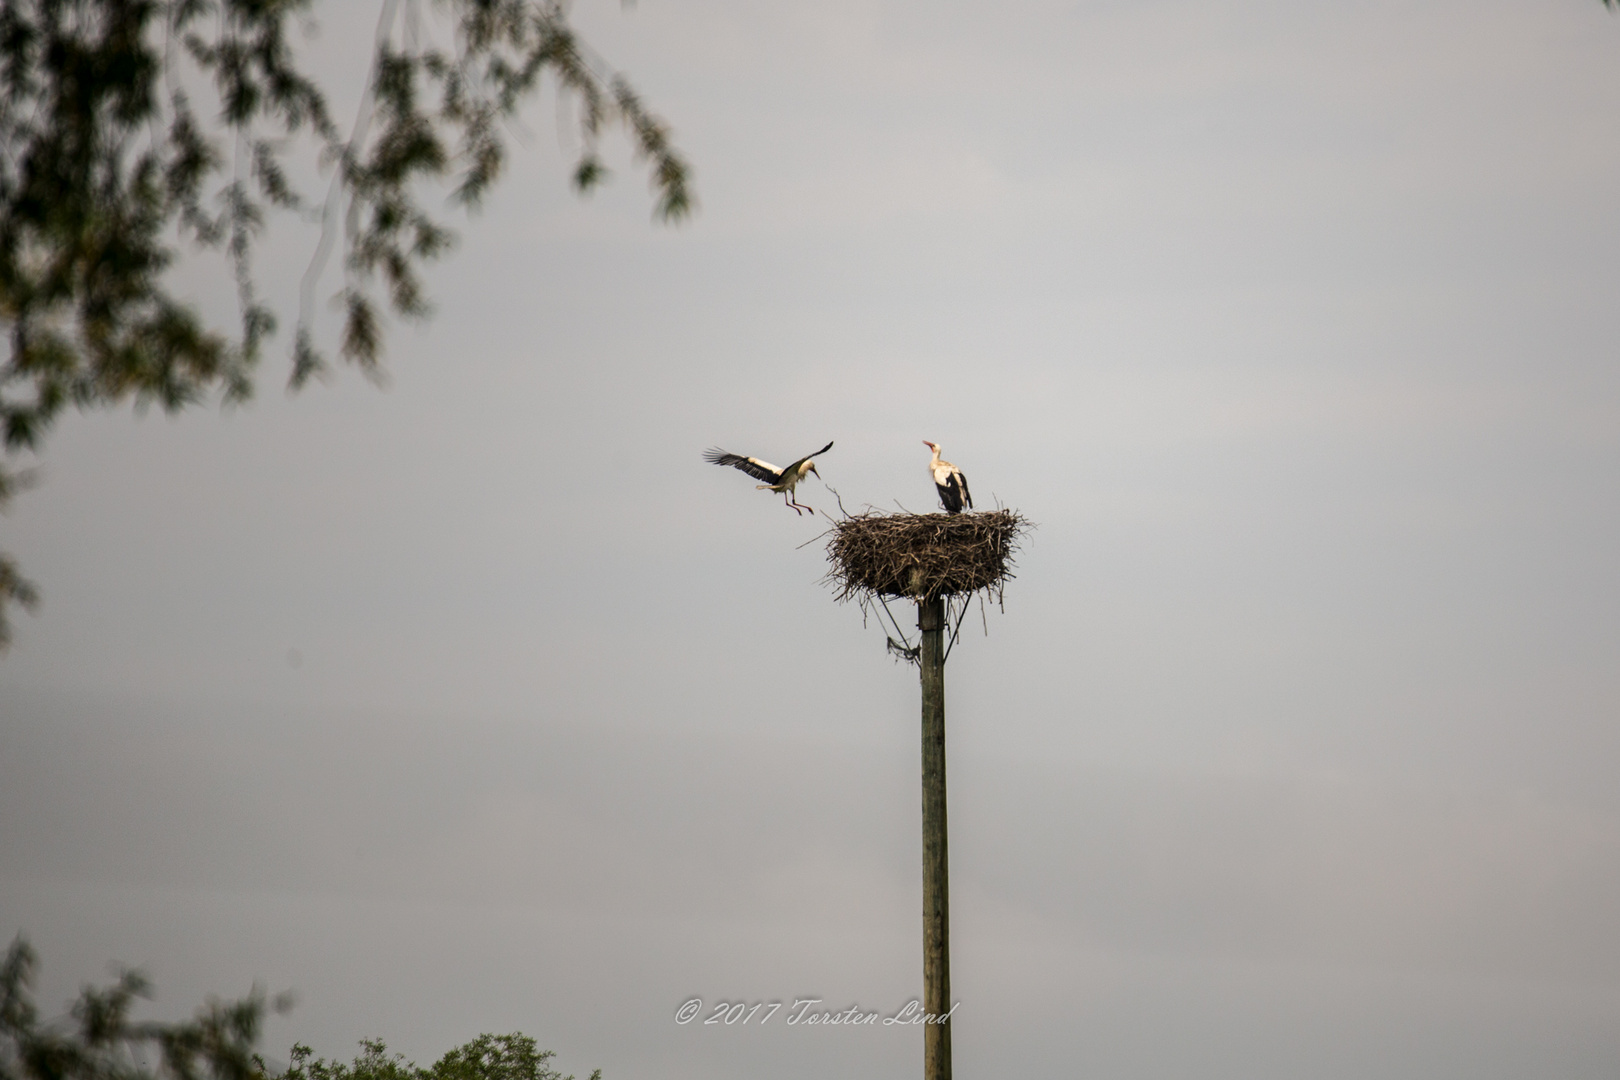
5, 0, 1620, 1077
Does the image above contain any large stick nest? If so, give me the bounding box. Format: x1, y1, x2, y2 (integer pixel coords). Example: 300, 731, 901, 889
823, 509, 1029, 602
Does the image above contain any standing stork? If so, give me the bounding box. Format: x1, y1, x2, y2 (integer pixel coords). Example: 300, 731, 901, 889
705, 441, 834, 515
923, 440, 972, 514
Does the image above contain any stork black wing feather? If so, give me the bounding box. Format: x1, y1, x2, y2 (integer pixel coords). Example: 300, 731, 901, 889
779, 440, 835, 477
704, 448, 784, 484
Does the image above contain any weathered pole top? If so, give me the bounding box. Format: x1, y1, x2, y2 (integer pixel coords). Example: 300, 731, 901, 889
823, 509, 1029, 604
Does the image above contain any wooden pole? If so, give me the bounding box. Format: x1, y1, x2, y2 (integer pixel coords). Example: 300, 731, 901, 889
918, 594, 951, 1080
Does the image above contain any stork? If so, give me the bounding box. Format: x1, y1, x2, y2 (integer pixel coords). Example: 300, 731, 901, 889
923, 440, 972, 514
705, 440, 834, 515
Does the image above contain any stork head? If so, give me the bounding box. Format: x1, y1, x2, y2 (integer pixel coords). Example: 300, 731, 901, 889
923, 440, 940, 456
808, 461, 821, 478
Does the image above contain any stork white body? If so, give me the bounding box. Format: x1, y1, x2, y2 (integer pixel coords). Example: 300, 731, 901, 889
705, 440, 834, 515
923, 440, 972, 514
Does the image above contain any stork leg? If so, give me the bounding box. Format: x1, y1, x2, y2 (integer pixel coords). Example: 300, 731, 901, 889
783, 489, 810, 515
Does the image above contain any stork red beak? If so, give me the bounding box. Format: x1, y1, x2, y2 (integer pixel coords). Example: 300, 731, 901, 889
922, 440, 935, 449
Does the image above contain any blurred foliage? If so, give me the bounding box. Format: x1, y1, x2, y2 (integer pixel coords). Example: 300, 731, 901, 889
0, 936, 288, 1080
0, 938, 601, 1080
285, 1034, 599, 1080
0, 0, 692, 647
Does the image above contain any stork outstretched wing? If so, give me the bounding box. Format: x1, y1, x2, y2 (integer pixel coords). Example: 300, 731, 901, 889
778, 440, 835, 478
704, 448, 784, 484
704, 441, 833, 485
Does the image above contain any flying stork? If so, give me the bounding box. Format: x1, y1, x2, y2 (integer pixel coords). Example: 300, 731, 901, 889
923, 440, 972, 514
705, 440, 834, 515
